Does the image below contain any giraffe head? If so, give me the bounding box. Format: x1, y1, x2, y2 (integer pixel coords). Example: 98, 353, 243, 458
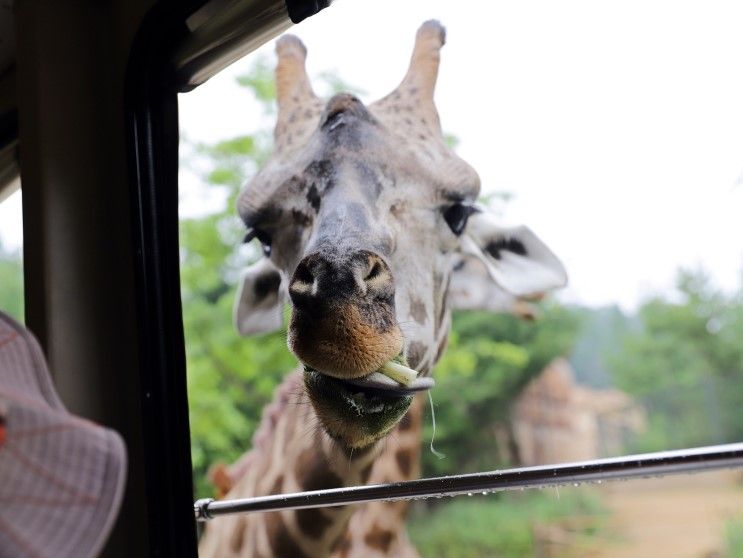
234, 21, 567, 449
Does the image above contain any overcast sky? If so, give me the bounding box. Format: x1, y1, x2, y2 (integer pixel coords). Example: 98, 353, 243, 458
4, 0, 743, 311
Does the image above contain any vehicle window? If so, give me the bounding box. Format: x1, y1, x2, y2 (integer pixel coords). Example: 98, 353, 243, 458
179, 2, 743, 555
0, 184, 24, 323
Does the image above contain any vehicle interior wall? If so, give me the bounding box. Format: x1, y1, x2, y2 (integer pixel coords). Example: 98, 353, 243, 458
14, 1, 158, 555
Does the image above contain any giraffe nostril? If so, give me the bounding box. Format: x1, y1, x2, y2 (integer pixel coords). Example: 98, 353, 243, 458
291, 262, 315, 295
364, 261, 383, 282
290, 252, 392, 305
361, 257, 393, 301
295, 263, 313, 284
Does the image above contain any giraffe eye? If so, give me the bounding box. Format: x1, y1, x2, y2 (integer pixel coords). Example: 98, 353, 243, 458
442, 203, 475, 236
243, 228, 272, 257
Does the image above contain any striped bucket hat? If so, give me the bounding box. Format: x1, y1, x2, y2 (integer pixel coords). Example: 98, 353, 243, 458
0, 311, 127, 558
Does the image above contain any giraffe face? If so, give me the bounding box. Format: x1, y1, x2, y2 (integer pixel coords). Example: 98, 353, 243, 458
234, 22, 567, 449
238, 90, 481, 448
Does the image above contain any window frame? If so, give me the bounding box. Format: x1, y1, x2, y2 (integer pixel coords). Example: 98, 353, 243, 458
126, 4, 199, 556
124, 1, 328, 555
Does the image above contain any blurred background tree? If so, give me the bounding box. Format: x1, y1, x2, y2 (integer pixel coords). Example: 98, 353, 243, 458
180, 61, 291, 498
608, 268, 743, 451
421, 303, 580, 475
0, 239, 23, 322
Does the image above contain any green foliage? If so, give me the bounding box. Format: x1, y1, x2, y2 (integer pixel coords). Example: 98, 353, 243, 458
181, 63, 292, 498
236, 60, 276, 106
608, 268, 743, 450
726, 516, 743, 558
408, 489, 606, 558
0, 240, 24, 322
423, 304, 581, 476
569, 305, 635, 388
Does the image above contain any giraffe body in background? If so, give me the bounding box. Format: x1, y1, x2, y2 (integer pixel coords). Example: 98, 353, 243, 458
201, 373, 426, 557
199, 20, 567, 557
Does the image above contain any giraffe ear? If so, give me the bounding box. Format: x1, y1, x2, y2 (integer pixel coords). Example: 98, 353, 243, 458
449, 255, 539, 320
234, 258, 286, 336
460, 210, 568, 298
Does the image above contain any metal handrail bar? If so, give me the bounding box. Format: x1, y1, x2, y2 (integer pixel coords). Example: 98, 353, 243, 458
194, 442, 743, 521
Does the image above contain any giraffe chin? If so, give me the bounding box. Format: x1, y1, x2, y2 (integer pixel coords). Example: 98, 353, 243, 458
303, 368, 412, 449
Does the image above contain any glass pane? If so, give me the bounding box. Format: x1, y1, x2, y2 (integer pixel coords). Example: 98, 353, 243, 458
0, 185, 24, 323
179, 1, 743, 554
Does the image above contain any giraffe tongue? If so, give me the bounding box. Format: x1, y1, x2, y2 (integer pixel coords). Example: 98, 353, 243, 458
343, 372, 435, 394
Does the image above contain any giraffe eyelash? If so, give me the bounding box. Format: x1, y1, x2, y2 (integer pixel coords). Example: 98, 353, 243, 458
442, 202, 478, 236
243, 228, 272, 257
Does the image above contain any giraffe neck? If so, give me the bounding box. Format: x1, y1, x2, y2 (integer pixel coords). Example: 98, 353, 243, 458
331, 395, 425, 557
199, 371, 384, 557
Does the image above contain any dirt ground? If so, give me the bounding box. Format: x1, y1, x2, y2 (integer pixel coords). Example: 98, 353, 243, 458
583, 470, 743, 558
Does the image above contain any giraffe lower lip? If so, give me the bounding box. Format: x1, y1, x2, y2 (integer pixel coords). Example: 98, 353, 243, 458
303, 368, 412, 448
303, 368, 412, 412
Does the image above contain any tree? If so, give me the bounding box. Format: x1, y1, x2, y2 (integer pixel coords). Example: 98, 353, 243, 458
421, 303, 580, 476
0, 239, 24, 322
608, 268, 743, 450
181, 61, 289, 498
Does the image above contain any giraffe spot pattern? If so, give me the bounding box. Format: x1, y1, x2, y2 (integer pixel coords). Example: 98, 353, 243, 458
306, 184, 321, 212
266, 512, 310, 558
408, 297, 428, 325
332, 533, 352, 557
406, 341, 427, 369
398, 411, 413, 431
291, 209, 312, 226
253, 270, 281, 300
364, 523, 395, 553
228, 516, 247, 553
360, 462, 374, 482
295, 446, 344, 491
270, 475, 284, 495
395, 449, 413, 476
296, 508, 333, 539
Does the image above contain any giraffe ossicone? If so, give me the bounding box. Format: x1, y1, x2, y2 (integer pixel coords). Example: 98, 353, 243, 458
200, 20, 567, 557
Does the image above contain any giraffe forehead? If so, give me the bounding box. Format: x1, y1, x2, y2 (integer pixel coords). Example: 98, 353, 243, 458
240, 97, 480, 225
240, 156, 460, 232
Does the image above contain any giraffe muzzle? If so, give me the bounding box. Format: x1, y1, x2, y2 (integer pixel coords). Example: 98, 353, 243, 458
286, 249, 419, 448
287, 249, 403, 380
